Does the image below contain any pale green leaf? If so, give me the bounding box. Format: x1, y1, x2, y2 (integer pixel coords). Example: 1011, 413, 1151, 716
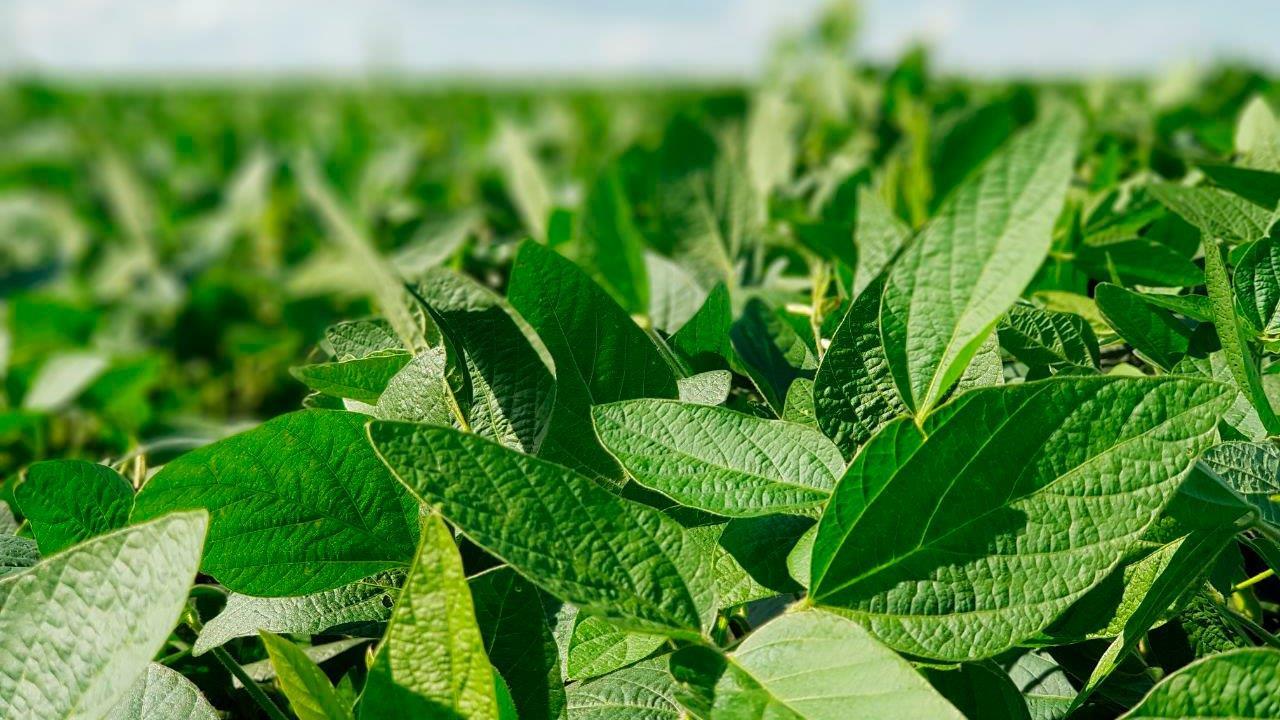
261, 630, 354, 720
1120, 648, 1280, 719
104, 663, 219, 720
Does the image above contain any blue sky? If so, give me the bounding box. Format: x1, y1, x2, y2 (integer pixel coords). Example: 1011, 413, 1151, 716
4, 0, 1280, 77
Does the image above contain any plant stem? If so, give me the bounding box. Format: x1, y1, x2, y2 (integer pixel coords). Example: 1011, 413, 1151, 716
1233, 569, 1275, 592
184, 605, 290, 720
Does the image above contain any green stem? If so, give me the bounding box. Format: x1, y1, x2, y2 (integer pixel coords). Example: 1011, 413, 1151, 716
1233, 569, 1275, 592
184, 605, 290, 720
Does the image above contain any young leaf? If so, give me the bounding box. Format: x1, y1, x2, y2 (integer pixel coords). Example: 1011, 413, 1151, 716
15, 459, 133, 554
0, 511, 208, 719
1204, 237, 1280, 434
104, 663, 219, 720
998, 304, 1100, 370
670, 609, 964, 719
194, 572, 400, 655
261, 630, 354, 720
1095, 283, 1192, 370
809, 376, 1230, 660
677, 370, 732, 406
880, 108, 1081, 417
593, 399, 845, 517
564, 656, 683, 720
1070, 526, 1239, 711
1119, 648, 1280, 719
496, 122, 553, 242
359, 514, 499, 720
814, 276, 909, 457
1199, 441, 1280, 526
576, 168, 649, 314
0, 535, 39, 578
731, 298, 817, 414
508, 241, 678, 481
782, 376, 818, 426
290, 351, 411, 405
368, 421, 715, 638
1150, 183, 1275, 245
412, 267, 557, 452
670, 282, 737, 373
132, 410, 420, 596
566, 615, 666, 681
1232, 235, 1280, 339
374, 348, 458, 427
852, 186, 911, 296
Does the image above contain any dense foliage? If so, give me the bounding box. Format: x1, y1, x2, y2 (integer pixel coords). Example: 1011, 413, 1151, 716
4, 10, 1280, 720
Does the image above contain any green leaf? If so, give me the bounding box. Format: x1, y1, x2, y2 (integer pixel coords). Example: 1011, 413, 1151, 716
1233, 235, 1280, 338
852, 187, 911, 296
412, 267, 557, 452
954, 330, 1004, 391
1074, 238, 1204, 288
1150, 183, 1275, 245
193, 572, 400, 655
368, 421, 715, 637
1204, 237, 1280, 434
496, 122, 553, 242
261, 630, 355, 720
374, 348, 457, 427
782, 377, 817, 427
1199, 162, 1280, 209
132, 409, 420, 596
921, 661, 1031, 720
1095, 283, 1192, 370
998, 304, 1099, 370
1002, 652, 1075, 720
15, 459, 133, 554
576, 168, 649, 314
567, 615, 666, 681
670, 282, 736, 373
809, 376, 1230, 660
0, 535, 39, 578
104, 663, 219, 720
593, 399, 844, 517
732, 298, 818, 415
565, 656, 683, 720
508, 241, 678, 481
1200, 441, 1280, 526
290, 351, 411, 405
23, 351, 108, 411
1236, 96, 1280, 171
0, 511, 208, 719
814, 275, 909, 457
1119, 648, 1280, 719
677, 370, 732, 406
880, 108, 1081, 417
359, 513, 498, 720
326, 319, 401, 360
469, 566, 566, 720
670, 609, 964, 719
647, 252, 709, 334
1070, 526, 1238, 711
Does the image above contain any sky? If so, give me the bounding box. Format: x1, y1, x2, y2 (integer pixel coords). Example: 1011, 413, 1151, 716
4, 0, 1280, 78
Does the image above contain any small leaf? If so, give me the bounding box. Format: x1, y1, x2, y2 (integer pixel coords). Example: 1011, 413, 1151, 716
290, 351, 411, 404
731, 297, 817, 414
1150, 183, 1275, 245
1204, 237, 1280, 434
1233, 235, 1280, 338
677, 370, 732, 406
566, 615, 666, 681
1095, 283, 1192, 370
670, 283, 737, 373
565, 656, 683, 720
1200, 441, 1280, 527
998, 304, 1100, 370
15, 459, 133, 554
594, 399, 844, 517
261, 630, 354, 720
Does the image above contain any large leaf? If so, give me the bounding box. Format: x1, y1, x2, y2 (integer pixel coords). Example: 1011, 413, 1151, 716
132, 409, 420, 596
470, 566, 566, 720
261, 630, 354, 720
670, 609, 963, 719
369, 421, 715, 638
594, 399, 844, 517
104, 664, 219, 720
508, 241, 678, 481
813, 276, 909, 458
1120, 648, 1280, 719
880, 108, 1080, 417
193, 572, 400, 655
358, 513, 498, 720
15, 459, 133, 553
809, 376, 1230, 660
0, 511, 208, 719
